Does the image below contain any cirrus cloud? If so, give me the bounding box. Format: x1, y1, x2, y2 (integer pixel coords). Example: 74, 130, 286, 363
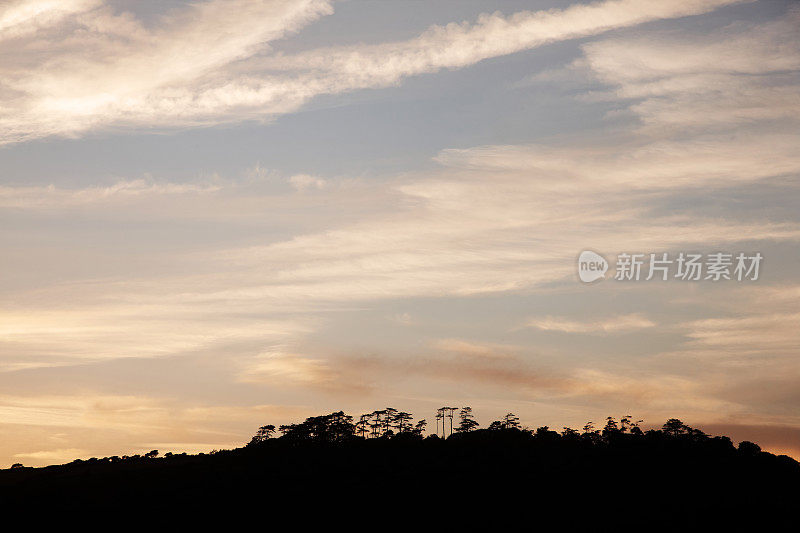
0, 0, 746, 144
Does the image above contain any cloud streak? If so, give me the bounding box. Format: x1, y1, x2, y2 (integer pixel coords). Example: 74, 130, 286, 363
0, 178, 221, 208
527, 314, 655, 334
0, 0, 745, 143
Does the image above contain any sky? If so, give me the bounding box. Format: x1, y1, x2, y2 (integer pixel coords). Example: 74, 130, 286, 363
1, 0, 799, 466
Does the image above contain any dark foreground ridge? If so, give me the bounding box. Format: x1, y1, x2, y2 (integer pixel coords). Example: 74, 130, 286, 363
2, 410, 799, 520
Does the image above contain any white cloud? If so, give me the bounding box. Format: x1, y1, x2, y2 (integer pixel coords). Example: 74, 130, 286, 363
0, 0, 100, 39
433, 339, 519, 359
0, 178, 221, 208
0, 0, 744, 143
0, 393, 167, 429
3, 8, 799, 375
0, 0, 335, 143
527, 314, 656, 334
0, 305, 311, 368
673, 312, 800, 358
433, 133, 800, 190
289, 174, 327, 192
579, 8, 800, 130
238, 350, 333, 386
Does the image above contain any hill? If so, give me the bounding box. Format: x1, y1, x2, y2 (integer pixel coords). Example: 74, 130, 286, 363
2, 411, 798, 522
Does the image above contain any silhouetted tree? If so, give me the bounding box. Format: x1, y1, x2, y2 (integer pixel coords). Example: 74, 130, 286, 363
535, 426, 559, 439
383, 408, 399, 435
618, 415, 644, 435
356, 415, 370, 439
369, 410, 384, 438
561, 427, 580, 441
395, 411, 413, 433
581, 421, 601, 444
326, 411, 356, 442
502, 413, 520, 430
435, 407, 458, 437
279, 412, 355, 442
413, 419, 427, 436
445, 407, 457, 436
603, 416, 618, 435
738, 441, 761, 455
279, 423, 298, 437
249, 424, 277, 445
3, 409, 798, 524
456, 407, 479, 433
662, 418, 690, 437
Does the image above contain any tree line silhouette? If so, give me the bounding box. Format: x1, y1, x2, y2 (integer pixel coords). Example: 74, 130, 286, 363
248, 406, 669, 446
2, 406, 798, 521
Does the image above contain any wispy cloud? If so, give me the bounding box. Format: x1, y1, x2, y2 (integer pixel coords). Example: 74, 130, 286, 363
433, 339, 519, 359
0, 0, 335, 143
580, 8, 800, 130
0, 0, 101, 38
0, 178, 221, 208
665, 311, 800, 360
238, 350, 342, 389
259, 0, 746, 77
3, 7, 798, 377
526, 314, 656, 334
433, 133, 800, 190
0, 0, 744, 143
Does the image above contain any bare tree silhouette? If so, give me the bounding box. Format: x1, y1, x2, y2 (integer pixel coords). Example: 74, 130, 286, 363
436, 407, 445, 438
436, 407, 458, 438
446, 407, 457, 436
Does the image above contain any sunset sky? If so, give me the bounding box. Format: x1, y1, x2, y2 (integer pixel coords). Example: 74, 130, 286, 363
1, 0, 799, 466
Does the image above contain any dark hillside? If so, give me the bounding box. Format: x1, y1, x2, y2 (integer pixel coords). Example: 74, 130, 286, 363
2, 412, 798, 521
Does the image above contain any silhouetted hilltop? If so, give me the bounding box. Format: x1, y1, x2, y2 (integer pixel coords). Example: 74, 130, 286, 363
2, 410, 798, 521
